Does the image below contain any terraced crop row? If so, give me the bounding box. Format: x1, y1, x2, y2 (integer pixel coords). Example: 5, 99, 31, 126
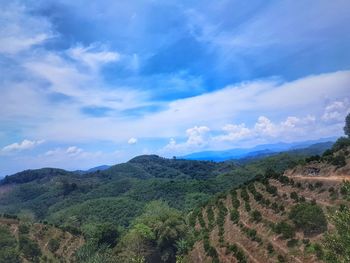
190, 175, 350, 263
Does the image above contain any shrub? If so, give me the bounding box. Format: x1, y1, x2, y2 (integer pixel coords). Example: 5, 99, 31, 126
332, 137, 350, 152
266, 185, 278, 196
287, 239, 299, 248
289, 203, 327, 235
315, 182, 323, 188
18, 224, 30, 235
308, 184, 314, 191
206, 207, 215, 230
19, 236, 42, 261
277, 254, 286, 262
267, 243, 274, 254
271, 202, 279, 213
274, 221, 295, 239
306, 155, 321, 163
251, 210, 262, 223
245, 202, 251, 212
240, 188, 249, 202
331, 154, 346, 168
48, 239, 60, 253
230, 209, 239, 224
290, 192, 299, 202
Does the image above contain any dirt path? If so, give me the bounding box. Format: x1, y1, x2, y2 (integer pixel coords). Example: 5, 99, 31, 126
289, 175, 350, 182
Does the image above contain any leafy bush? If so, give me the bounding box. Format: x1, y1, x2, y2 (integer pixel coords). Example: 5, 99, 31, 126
267, 243, 274, 254
332, 137, 350, 152
277, 254, 286, 262
48, 238, 60, 253
305, 155, 321, 163
274, 221, 295, 239
18, 224, 30, 235
287, 239, 299, 248
0, 226, 20, 263
290, 192, 299, 202
230, 209, 239, 224
228, 244, 247, 263
289, 203, 327, 235
245, 202, 251, 212
323, 206, 350, 262
240, 188, 249, 202
251, 210, 262, 223
206, 206, 215, 230
19, 236, 42, 261
266, 185, 278, 196
331, 154, 346, 168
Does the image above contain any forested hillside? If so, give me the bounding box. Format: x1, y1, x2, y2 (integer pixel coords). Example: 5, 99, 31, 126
1, 138, 349, 262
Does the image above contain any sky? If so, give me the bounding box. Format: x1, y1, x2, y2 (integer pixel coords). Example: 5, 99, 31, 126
0, 0, 350, 175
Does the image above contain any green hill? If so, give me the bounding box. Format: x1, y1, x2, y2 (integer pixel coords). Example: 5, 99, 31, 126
1, 138, 347, 263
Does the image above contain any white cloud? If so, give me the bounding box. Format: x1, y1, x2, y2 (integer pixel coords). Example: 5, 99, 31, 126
44, 146, 99, 160
161, 126, 210, 155
66, 146, 83, 156
254, 116, 277, 137
186, 126, 210, 146
128, 137, 138, 144
0, 3, 52, 55
322, 99, 350, 123
68, 44, 120, 70
214, 123, 251, 142
1, 139, 44, 153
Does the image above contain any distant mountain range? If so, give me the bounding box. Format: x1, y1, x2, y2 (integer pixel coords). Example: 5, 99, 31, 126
72, 165, 111, 175
180, 137, 336, 161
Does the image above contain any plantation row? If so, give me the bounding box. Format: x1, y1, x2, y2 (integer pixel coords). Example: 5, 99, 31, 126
190, 170, 350, 262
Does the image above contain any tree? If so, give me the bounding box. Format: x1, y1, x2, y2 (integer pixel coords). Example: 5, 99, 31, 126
83, 223, 120, 247
344, 113, 350, 137
117, 223, 155, 263
230, 209, 240, 224
274, 221, 295, 239
289, 203, 327, 235
48, 239, 60, 253
323, 206, 350, 262
251, 210, 262, 222
0, 226, 20, 263
131, 201, 188, 262
19, 236, 42, 262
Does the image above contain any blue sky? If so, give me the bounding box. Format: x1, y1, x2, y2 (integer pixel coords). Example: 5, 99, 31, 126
1, 0, 350, 175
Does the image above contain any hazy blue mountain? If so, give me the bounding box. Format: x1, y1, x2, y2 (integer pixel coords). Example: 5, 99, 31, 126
181, 137, 336, 161
73, 165, 111, 175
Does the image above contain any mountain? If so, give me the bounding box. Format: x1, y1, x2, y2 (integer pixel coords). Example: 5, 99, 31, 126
181, 137, 336, 161
73, 165, 111, 174
0, 138, 348, 263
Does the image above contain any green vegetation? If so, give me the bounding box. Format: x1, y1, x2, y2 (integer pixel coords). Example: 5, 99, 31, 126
0, 225, 20, 263
227, 244, 247, 263
273, 221, 295, 239
289, 203, 328, 235
345, 113, 350, 137
251, 210, 262, 222
322, 206, 350, 263
19, 235, 41, 262
230, 209, 239, 224
1, 140, 342, 262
